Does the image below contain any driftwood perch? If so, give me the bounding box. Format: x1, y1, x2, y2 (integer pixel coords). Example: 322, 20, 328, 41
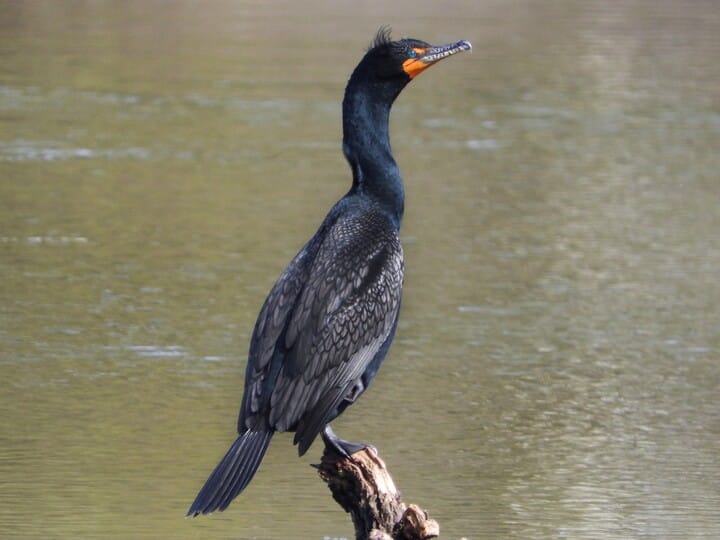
315, 444, 439, 540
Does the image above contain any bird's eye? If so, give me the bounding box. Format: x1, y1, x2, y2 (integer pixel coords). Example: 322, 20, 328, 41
407, 49, 417, 58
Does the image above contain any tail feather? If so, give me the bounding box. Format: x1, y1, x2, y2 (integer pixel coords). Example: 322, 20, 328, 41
187, 430, 273, 516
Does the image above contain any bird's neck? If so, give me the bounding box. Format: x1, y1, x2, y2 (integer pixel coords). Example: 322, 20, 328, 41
342, 80, 404, 227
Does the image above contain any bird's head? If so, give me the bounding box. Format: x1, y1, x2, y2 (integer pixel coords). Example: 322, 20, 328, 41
362, 26, 472, 84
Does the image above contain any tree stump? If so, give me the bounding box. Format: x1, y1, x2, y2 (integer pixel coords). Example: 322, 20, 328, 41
315, 444, 439, 540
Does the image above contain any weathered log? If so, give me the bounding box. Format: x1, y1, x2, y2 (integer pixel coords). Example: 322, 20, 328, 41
315, 444, 439, 540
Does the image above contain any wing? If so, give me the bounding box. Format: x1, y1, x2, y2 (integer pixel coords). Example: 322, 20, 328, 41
267, 209, 404, 450
238, 233, 320, 432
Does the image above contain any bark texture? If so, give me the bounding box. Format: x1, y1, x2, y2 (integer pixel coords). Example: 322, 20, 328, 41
316, 445, 439, 540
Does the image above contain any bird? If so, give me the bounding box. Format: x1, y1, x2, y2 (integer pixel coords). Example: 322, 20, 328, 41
187, 27, 471, 517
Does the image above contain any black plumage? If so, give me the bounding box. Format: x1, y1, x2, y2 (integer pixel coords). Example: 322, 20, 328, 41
188, 28, 471, 517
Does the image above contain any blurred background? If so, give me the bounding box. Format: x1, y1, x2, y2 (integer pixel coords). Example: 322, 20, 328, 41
1, 1, 719, 538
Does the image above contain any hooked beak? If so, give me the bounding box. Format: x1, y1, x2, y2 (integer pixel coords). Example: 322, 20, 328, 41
402, 39, 472, 79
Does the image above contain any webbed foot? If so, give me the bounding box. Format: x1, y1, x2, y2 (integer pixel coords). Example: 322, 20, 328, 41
321, 425, 376, 458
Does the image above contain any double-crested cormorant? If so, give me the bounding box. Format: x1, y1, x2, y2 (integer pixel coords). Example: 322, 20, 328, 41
187, 28, 471, 517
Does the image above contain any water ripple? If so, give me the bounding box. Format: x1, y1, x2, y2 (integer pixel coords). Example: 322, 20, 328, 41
0, 140, 151, 162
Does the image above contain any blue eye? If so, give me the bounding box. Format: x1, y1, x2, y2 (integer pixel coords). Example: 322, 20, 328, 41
407, 50, 417, 58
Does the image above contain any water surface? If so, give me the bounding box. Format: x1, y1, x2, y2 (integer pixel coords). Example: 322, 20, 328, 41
1, 1, 719, 538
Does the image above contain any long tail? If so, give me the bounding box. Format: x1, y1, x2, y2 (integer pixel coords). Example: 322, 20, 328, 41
187, 430, 273, 516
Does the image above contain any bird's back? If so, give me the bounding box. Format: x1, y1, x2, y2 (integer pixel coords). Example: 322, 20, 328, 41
239, 196, 404, 453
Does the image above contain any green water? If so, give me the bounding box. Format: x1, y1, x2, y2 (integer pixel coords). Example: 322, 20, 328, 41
1, 1, 719, 538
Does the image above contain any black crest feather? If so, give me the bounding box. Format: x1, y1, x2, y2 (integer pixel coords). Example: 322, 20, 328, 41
369, 26, 393, 50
